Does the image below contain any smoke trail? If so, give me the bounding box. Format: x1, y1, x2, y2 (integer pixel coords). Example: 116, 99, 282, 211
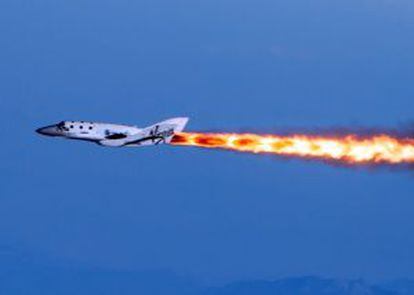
171, 132, 414, 165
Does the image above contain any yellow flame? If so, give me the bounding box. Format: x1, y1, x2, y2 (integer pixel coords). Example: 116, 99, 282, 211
171, 132, 414, 164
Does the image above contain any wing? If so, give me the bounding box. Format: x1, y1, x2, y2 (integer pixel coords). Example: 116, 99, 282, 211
124, 117, 189, 146
98, 117, 189, 147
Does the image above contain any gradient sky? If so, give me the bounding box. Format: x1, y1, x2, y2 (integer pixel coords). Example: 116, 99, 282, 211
1, 0, 414, 284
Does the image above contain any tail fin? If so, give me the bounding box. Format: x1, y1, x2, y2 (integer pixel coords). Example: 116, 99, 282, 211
144, 117, 189, 144
159, 117, 189, 134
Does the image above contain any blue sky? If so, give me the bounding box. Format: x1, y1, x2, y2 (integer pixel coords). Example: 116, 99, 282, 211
1, 0, 414, 285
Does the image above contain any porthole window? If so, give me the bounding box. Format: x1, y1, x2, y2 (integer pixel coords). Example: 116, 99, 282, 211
89, 126, 93, 130
80, 126, 83, 129
70, 125, 74, 128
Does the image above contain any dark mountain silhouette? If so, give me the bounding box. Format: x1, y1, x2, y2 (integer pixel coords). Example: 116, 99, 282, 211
380, 279, 414, 295
204, 277, 397, 295
0, 267, 200, 295
1, 266, 410, 295
0, 250, 409, 295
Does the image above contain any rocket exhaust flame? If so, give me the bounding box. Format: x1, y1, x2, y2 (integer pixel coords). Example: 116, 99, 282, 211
171, 132, 414, 165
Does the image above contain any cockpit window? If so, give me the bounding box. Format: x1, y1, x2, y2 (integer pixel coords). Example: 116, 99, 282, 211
56, 121, 68, 131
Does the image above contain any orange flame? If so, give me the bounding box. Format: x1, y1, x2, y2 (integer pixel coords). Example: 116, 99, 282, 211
171, 132, 414, 164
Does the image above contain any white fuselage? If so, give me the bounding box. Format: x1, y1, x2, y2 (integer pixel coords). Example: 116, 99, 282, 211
36, 117, 189, 147
62, 121, 141, 141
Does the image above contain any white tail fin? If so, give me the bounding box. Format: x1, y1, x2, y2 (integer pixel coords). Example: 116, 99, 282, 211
158, 117, 189, 133
143, 117, 189, 144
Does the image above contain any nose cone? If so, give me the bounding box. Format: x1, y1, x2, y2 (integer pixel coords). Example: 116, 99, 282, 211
36, 125, 60, 137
